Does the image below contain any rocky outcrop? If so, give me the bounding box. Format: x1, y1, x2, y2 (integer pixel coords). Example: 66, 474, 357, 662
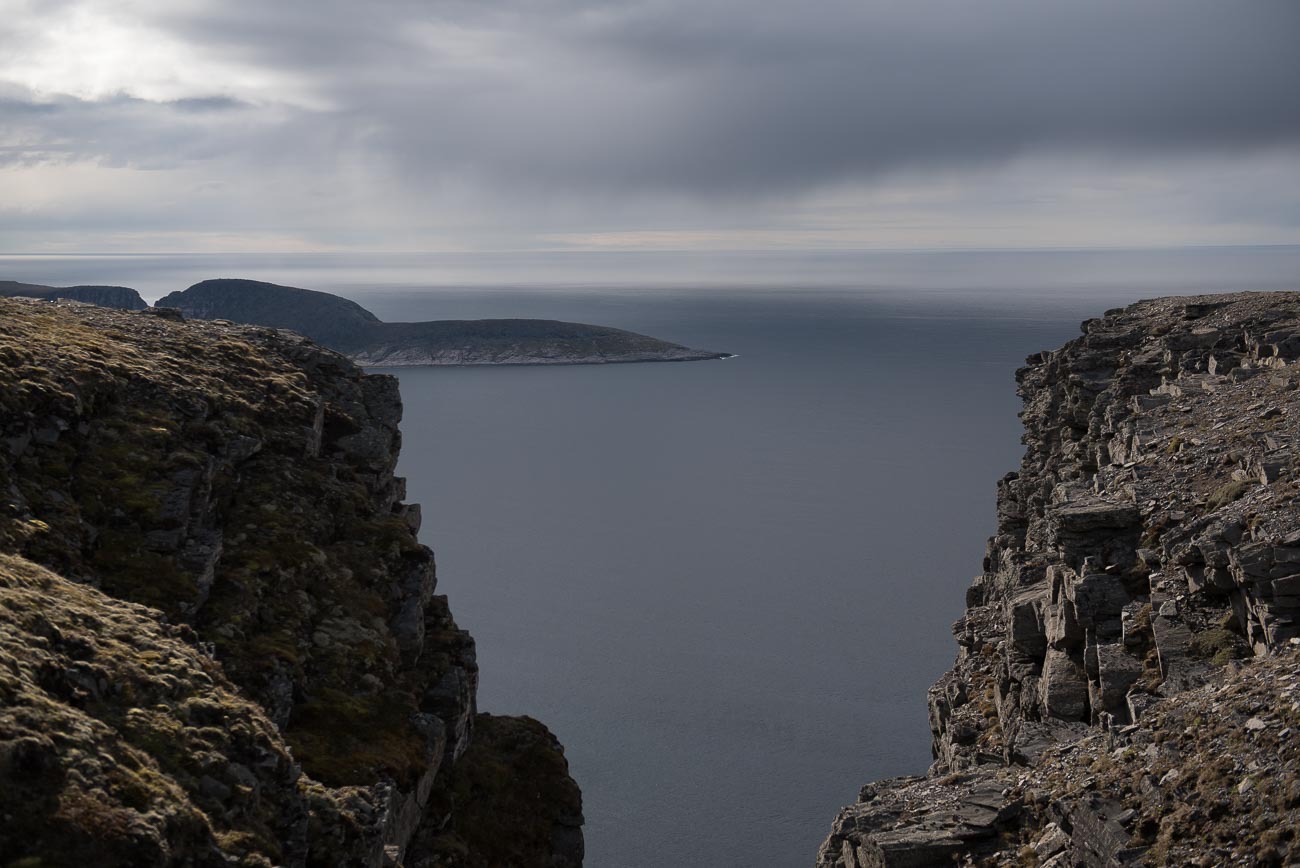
409, 714, 585, 868
157, 278, 728, 365
818, 292, 1300, 867
0, 279, 147, 310
0, 297, 581, 866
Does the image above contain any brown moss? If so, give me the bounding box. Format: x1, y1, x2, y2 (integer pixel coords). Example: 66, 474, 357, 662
1188, 627, 1250, 665
91, 531, 195, 614
0, 553, 307, 867
285, 688, 428, 787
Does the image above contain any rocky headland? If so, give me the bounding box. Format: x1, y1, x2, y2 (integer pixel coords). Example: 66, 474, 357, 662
818, 292, 1300, 867
0, 297, 582, 867
0, 279, 147, 310
156, 279, 728, 366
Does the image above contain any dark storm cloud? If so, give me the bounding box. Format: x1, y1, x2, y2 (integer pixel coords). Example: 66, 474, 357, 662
141, 0, 1300, 196
6, 0, 1300, 197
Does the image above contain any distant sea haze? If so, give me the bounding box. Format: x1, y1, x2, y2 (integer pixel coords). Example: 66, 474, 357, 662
2, 245, 1298, 304
5, 246, 1299, 865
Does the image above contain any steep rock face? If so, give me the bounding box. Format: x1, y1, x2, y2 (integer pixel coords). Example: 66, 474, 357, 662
818, 292, 1300, 867
410, 714, 585, 868
0, 298, 581, 866
0, 280, 147, 310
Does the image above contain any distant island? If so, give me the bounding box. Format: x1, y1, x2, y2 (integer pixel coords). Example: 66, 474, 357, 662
156, 279, 729, 366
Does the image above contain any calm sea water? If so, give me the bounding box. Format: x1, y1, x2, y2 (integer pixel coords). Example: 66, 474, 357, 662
375, 287, 1090, 868
4, 248, 1298, 866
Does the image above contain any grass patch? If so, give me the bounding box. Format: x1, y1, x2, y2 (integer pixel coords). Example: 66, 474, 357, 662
1188, 627, 1250, 665
1206, 480, 1253, 511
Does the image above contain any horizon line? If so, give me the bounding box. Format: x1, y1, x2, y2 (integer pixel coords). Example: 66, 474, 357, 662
2, 242, 1300, 258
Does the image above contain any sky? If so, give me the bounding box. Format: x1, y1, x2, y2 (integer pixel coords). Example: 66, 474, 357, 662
1, 0, 1299, 254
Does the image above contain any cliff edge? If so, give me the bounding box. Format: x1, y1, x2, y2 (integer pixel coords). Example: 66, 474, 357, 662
818, 292, 1300, 867
0, 298, 582, 867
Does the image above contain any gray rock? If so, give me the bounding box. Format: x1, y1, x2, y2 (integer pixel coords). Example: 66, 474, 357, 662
818, 293, 1300, 868
1093, 643, 1143, 721
1041, 648, 1089, 720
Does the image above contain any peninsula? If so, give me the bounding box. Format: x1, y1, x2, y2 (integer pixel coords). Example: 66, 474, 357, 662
156, 278, 728, 366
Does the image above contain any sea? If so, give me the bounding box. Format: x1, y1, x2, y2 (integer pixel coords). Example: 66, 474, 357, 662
4, 246, 1298, 866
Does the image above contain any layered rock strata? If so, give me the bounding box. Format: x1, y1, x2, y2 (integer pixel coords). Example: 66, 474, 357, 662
819, 292, 1300, 867
0, 298, 581, 867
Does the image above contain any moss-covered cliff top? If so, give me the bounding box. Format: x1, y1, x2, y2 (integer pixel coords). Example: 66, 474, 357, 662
0, 297, 581, 867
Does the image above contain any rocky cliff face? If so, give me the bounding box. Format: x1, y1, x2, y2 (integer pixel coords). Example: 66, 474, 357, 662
0, 298, 582, 867
0, 280, 147, 310
818, 292, 1300, 867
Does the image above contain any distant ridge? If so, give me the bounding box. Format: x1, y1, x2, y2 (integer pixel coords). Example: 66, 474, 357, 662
0, 280, 147, 311
156, 278, 379, 348
157, 278, 728, 366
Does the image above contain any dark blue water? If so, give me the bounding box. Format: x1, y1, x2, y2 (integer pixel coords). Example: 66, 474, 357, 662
5, 249, 1298, 865
375, 288, 1095, 867
366, 284, 1159, 868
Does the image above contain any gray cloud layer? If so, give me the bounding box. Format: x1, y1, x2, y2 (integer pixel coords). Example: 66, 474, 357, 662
6, 1, 1299, 190
1, 0, 1298, 249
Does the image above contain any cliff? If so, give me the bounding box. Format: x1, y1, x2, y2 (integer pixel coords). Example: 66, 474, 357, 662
0, 279, 147, 310
818, 292, 1300, 867
157, 279, 728, 365
0, 297, 582, 867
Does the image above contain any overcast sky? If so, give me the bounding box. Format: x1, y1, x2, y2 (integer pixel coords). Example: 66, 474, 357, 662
1, 0, 1298, 253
